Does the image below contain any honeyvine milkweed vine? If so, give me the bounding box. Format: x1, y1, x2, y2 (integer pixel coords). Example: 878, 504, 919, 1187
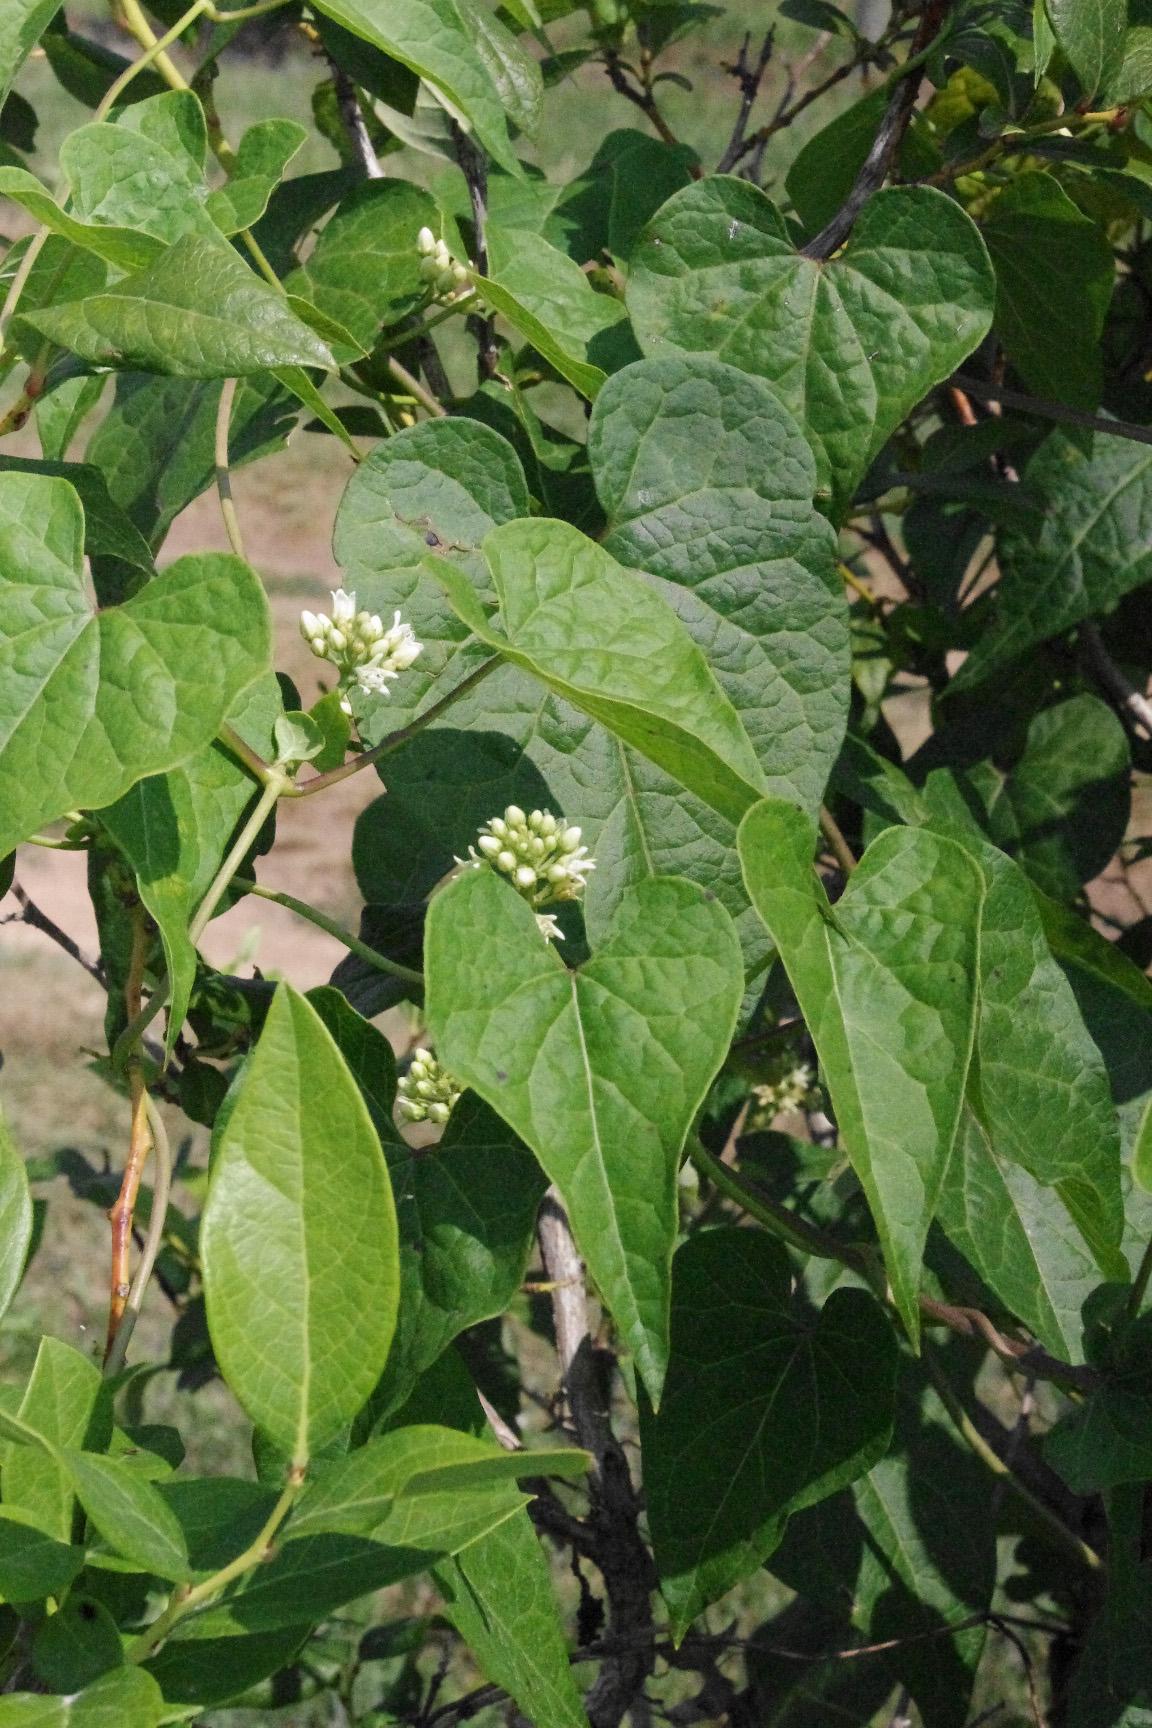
1, 0, 1152, 1722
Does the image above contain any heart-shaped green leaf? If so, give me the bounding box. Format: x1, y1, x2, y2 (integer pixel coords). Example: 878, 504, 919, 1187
642, 1227, 898, 1636
589, 354, 848, 811
425, 868, 744, 1401
200, 985, 400, 1463
739, 800, 983, 1337
0, 473, 271, 858
628, 178, 994, 513
429, 517, 766, 824
17, 232, 335, 378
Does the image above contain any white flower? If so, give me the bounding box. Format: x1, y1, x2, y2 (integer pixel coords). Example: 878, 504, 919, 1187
299, 593, 423, 707
397, 1047, 461, 1124
536, 912, 564, 942
415, 226, 471, 304
462, 805, 595, 932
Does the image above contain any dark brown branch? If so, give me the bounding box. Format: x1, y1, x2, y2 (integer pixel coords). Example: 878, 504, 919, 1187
328, 59, 383, 178
716, 30, 774, 173
1, 882, 104, 984
537, 1193, 656, 1728
451, 123, 499, 382
602, 49, 689, 156
953, 371, 1152, 451
1079, 620, 1152, 740
804, 0, 949, 260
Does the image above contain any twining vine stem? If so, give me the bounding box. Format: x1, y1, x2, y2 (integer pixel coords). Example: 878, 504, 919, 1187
231, 877, 424, 985
104, 904, 153, 1366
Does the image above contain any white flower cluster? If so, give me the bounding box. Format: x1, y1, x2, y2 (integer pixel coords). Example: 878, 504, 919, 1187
751, 1061, 816, 1122
417, 226, 470, 302
464, 806, 594, 940
397, 1047, 461, 1125
299, 589, 422, 709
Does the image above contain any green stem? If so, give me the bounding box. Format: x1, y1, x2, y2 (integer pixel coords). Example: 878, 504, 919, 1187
689, 1137, 861, 1266
291, 657, 502, 797
208, 0, 292, 19
126, 1469, 304, 1662
97, 0, 210, 116
924, 1349, 1104, 1574
103, 1096, 173, 1377
232, 878, 424, 987
215, 376, 246, 559
189, 774, 287, 944
217, 721, 277, 785
385, 292, 477, 352
1126, 1235, 1152, 1320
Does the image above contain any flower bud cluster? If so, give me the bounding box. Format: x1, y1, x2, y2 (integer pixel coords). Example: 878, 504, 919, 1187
751, 1059, 816, 1124
397, 1048, 461, 1125
299, 589, 422, 707
417, 226, 470, 302
468, 804, 594, 910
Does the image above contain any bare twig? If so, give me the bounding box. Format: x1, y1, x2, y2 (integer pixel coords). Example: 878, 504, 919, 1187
1, 883, 104, 983
105, 904, 152, 1365
537, 1193, 656, 1728
329, 59, 383, 177
602, 49, 687, 155
952, 372, 1152, 450
804, 0, 949, 259
716, 30, 775, 173
819, 805, 858, 875
104, 1094, 173, 1375
1078, 621, 1152, 740
451, 123, 500, 382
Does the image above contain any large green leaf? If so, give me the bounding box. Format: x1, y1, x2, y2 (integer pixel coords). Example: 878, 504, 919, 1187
200, 985, 399, 1463
768, 1366, 995, 1728
0, 167, 162, 270
981, 170, 1113, 409
0, 1669, 164, 1728
0, 473, 271, 857
1, 1339, 103, 1543
286, 179, 438, 356
642, 1227, 898, 1637
0, 1108, 32, 1325
437, 1511, 590, 1728
739, 801, 983, 1337
17, 233, 334, 377
0, 456, 155, 598
953, 431, 1152, 688
1046, 0, 1126, 94
59, 93, 217, 248
204, 119, 307, 234
430, 517, 766, 823
426, 870, 744, 1400
589, 354, 848, 810
628, 178, 994, 513
0, 0, 64, 105
307, 988, 547, 1420
307, 0, 517, 172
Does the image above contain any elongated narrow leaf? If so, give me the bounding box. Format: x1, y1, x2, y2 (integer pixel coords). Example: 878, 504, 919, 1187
291, 1424, 586, 1538
437, 1511, 590, 1728
430, 518, 766, 823
0, 0, 64, 105
426, 870, 743, 1401
0, 1510, 84, 1603
0, 473, 271, 857
643, 1228, 898, 1636
1, 1339, 103, 1542
0, 1108, 33, 1323
308, 988, 547, 1421
18, 232, 334, 377
201, 986, 399, 1462
65, 1451, 192, 1581
0, 1669, 164, 1728
628, 179, 994, 513
739, 800, 983, 1336
1047, 0, 1126, 94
